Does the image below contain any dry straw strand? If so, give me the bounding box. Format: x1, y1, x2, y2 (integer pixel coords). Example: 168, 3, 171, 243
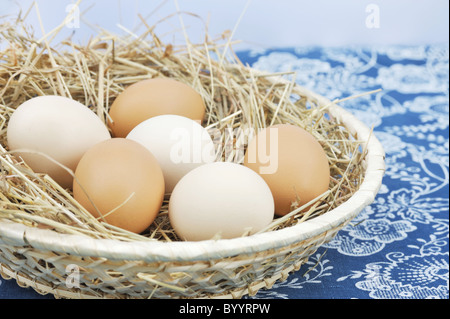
0, 5, 372, 242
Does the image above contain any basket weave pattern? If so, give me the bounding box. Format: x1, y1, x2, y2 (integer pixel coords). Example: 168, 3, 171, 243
0, 219, 342, 299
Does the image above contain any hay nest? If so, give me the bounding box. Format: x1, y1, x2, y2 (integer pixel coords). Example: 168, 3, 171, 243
0, 6, 384, 299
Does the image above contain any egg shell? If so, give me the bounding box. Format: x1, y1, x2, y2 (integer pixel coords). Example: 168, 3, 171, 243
73, 138, 165, 234
108, 78, 206, 137
243, 124, 330, 216
127, 114, 216, 194
6, 95, 111, 189
168, 162, 275, 241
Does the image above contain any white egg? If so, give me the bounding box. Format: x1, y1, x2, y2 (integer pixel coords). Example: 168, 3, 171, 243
7, 95, 111, 189
127, 114, 216, 193
168, 162, 275, 241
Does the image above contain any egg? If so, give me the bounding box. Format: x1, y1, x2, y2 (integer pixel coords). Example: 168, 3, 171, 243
6, 95, 111, 189
108, 78, 206, 137
243, 124, 330, 216
73, 138, 165, 234
127, 114, 216, 194
168, 162, 275, 241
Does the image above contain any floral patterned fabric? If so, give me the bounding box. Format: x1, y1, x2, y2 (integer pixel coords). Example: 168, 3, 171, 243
237, 44, 449, 299
0, 45, 448, 300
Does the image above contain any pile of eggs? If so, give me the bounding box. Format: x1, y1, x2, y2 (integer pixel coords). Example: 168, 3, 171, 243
6, 78, 330, 241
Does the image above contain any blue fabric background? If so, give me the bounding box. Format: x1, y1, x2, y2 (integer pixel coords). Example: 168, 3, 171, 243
0, 44, 448, 299
241, 44, 449, 299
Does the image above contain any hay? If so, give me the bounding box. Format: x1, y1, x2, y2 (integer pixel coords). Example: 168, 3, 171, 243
1, 5, 372, 244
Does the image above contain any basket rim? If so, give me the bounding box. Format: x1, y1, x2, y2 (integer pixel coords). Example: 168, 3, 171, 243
0, 83, 385, 263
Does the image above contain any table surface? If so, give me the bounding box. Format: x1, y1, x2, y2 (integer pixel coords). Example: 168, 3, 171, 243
0, 44, 449, 300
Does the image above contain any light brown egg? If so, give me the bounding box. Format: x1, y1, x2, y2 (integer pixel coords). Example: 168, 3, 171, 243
244, 124, 330, 216
108, 78, 206, 137
73, 138, 165, 234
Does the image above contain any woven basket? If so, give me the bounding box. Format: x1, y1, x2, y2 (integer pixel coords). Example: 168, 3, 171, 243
0, 15, 385, 297
0, 78, 385, 299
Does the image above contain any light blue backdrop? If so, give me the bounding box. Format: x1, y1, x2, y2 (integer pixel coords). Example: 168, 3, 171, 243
1, 0, 449, 50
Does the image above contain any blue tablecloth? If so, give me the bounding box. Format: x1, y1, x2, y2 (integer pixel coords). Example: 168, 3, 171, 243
240, 44, 449, 299
0, 44, 448, 300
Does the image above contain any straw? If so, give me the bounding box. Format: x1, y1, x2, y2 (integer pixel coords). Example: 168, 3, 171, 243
1, 5, 370, 244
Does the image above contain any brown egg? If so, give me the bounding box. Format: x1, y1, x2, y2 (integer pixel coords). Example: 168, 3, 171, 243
73, 138, 165, 233
108, 78, 206, 137
244, 124, 330, 216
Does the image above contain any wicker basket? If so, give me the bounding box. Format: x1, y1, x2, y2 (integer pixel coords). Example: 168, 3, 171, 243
0, 14, 385, 298
0, 79, 385, 299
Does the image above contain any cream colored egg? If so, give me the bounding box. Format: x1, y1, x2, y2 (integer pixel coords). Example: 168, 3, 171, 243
168, 162, 275, 241
127, 114, 216, 194
7, 95, 111, 189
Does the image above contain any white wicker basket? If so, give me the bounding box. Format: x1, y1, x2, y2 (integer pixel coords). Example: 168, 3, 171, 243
0, 75, 385, 298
